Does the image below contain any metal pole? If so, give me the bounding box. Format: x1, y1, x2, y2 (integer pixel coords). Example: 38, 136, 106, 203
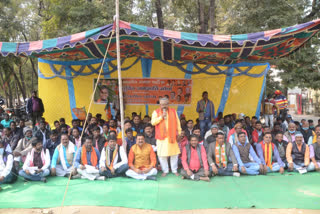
115, 0, 125, 143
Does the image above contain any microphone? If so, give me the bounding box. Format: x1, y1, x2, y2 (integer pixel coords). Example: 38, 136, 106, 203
163, 108, 167, 120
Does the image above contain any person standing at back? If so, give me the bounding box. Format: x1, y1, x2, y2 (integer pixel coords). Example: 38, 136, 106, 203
26, 91, 44, 127
274, 90, 288, 120
196, 91, 215, 138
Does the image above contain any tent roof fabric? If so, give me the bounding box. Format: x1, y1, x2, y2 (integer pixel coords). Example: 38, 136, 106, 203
0, 19, 319, 64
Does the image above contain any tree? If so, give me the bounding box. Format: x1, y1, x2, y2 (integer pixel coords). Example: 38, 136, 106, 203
155, 0, 164, 28
209, 0, 216, 33
216, 0, 320, 91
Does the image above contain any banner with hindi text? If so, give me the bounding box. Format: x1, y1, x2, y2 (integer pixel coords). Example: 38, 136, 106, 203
94, 78, 192, 105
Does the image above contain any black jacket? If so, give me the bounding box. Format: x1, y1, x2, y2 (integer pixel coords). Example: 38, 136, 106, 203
26, 97, 44, 114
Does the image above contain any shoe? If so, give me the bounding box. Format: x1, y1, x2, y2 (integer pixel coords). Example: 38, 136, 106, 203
96, 176, 105, 181
64, 173, 70, 178
233, 172, 240, 177
71, 174, 81, 179
41, 178, 47, 183
146, 176, 157, 181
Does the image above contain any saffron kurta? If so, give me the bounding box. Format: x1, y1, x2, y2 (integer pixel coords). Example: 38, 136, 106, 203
151, 108, 181, 157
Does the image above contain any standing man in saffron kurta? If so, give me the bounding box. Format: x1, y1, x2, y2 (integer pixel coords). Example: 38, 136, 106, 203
151, 97, 181, 177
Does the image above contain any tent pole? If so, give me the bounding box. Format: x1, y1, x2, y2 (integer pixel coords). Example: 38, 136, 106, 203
115, 0, 125, 144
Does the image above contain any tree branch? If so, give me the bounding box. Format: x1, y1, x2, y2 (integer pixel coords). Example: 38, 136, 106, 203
304, 0, 320, 20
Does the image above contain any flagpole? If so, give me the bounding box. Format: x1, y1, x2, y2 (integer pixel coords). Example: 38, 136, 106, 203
115, 0, 125, 144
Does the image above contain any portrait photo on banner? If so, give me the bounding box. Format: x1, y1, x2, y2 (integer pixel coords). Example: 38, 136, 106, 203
94, 78, 192, 105
94, 79, 119, 104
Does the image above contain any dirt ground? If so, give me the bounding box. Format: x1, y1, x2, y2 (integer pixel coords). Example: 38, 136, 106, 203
0, 207, 319, 214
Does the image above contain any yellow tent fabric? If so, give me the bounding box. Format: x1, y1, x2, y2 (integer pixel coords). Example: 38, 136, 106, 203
38, 57, 269, 125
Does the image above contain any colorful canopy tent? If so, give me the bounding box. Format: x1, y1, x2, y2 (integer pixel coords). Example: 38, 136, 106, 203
1, 19, 320, 123
1, 19, 320, 64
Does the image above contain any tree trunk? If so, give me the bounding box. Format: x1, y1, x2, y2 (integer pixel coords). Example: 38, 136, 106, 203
209, 0, 215, 34
4, 73, 13, 108
29, 58, 38, 79
155, 0, 164, 29
15, 81, 20, 106
0, 71, 9, 107
305, 0, 320, 20
198, 0, 206, 33
8, 64, 26, 102
18, 64, 27, 101
8, 83, 13, 108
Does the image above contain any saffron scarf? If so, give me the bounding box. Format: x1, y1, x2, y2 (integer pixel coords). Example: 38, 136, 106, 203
155, 108, 178, 144
29, 148, 45, 167
264, 142, 273, 170
215, 143, 227, 168
105, 144, 118, 170
81, 145, 98, 167
312, 131, 317, 144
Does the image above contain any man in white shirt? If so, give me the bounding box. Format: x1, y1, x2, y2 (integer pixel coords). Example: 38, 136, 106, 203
99, 135, 128, 178
0, 141, 14, 190
19, 139, 50, 183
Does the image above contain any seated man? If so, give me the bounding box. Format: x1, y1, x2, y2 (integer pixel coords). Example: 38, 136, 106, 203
99, 135, 129, 178
13, 127, 33, 165
69, 127, 85, 149
232, 132, 263, 175
2, 128, 13, 151
10, 121, 23, 151
180, 135, 210, 181
46, 130, 60, 159
308, 134, 320, 171
286, 132, 310, 172
0, 141, 14, 191
273, 132, 289, 167
192, 126, 203, 145
207, 132, 240, 177
251, 121, 264, 147
33, 121, 50, 147
307, 125, 320, 145
117, 120, 137, 142
228, 123, 248, 146
0, 114, 13, 128
51, 134, 77, 177
144, 124, 157, 151
203, 124, 219, 152
92, 126, 106, 153
256, 132, 285, 174
227, 121, 248, 142
19, 139, 50, 182
126, 133, 158, 180
284, 122, 300, 143
74, 137, 103, 181
125, 128, 136, 154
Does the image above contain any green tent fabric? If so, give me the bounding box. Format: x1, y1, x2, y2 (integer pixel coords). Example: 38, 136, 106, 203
0, 173, 319, 210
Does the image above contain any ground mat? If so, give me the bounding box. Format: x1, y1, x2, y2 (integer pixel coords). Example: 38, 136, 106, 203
0, 172, 319, 210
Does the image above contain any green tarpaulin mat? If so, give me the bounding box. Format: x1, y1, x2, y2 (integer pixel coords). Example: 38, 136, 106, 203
0, 172, 319, 210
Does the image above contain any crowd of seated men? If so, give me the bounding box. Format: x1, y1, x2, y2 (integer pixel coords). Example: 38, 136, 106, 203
0, 107, 319, 190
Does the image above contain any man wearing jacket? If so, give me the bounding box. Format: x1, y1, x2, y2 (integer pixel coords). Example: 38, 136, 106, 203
26, 91, 44, 127
196, 91, 215, 138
